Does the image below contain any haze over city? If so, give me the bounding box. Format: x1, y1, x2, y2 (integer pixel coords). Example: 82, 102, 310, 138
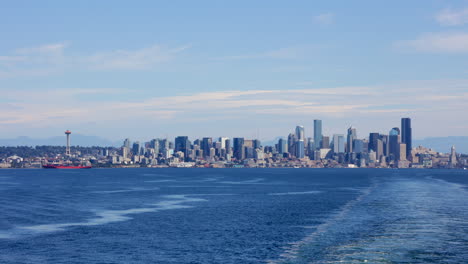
1, 1, 468, 141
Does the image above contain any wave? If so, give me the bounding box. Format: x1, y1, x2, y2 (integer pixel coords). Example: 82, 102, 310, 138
0, 195, 207, 239
91, 187, 160, 194
268, 191, 323, 196
144, 180, 177, 183
219, 178, 266, 184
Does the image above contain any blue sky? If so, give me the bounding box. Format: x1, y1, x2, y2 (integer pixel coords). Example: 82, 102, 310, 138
1, 0, 468, 141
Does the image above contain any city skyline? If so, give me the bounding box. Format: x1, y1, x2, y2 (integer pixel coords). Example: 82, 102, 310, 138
1, 1, 468, 139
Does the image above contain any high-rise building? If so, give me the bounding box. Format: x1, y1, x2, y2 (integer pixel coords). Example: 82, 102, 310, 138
175, 136, 190, 160
449, 145, 457, 166
295, 125, 305, 141
253, 139, 261, 149
321, 136, 330, 149
219, 137, 229, 149
401, 118, 412, 159
278, 138, 287, 154
347, 127, 357, 153
233, 138, 245, 160
123, 138, 131, 149
288, 133, 297, 157
332, 134, 345, 153
353, 139, 364, 153
314, 120, 323, 150
368, 133, 380, 153
201, 137, 212, 157
132, 141, 141, 156
296, 140, 305, 158
389, 127, 401, 161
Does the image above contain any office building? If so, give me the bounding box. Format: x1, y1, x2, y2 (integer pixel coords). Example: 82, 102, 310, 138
401, 118, 412, 159
347, 127, 357, 153
314, 120, 322, 150
333, 134, 345, 153
233, 138, 245, 160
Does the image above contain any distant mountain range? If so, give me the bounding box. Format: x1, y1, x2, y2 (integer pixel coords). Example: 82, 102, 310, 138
0, 135, 466, 154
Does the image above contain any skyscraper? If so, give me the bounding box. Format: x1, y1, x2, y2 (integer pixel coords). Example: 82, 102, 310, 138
321, 136, 330, 149
201, 137, 212, 157
288, 133, 297, 157
449, 145, 457, 167
332, 134, 345, 153
314, 120, 323, 150
401, 118, 412, 159
296, 140, 305, 158
368, 133, 380, 153
347, 127, 357, 153
233, 138, 245, 160
389, 127, 401, 161
175, 136, 190, 160
295, 125, 305, 141
278, 138, 287, 154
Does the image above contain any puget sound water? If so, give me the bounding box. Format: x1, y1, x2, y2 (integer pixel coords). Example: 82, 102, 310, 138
0, 168, 467, 263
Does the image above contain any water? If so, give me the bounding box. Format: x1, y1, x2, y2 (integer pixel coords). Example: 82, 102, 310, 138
0, 168, 467, 263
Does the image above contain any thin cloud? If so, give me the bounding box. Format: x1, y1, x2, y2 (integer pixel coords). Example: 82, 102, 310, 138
435, 8, 468, 26
3, 80, 468, 130
395, 32, 468, 53
213, 46, 307, 61
0, 43, 189, 78
313, 13, 335, 25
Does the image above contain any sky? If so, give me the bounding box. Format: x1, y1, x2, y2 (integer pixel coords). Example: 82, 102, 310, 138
1, 0, 468, 142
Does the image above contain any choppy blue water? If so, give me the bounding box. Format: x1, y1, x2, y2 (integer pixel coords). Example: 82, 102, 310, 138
0, 168, 467, 263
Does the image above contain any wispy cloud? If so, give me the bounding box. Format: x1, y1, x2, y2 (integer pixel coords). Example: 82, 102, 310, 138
395, 32, 468, 53
0, 43, 189, 78
313, 13, 335, 25
86, 44, 190, 70
435, 8, 468, 26
214, 46, 309, 61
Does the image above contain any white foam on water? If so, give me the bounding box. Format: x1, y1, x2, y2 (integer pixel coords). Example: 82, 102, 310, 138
141, 173, 171, 177
266, 183, 377, 264
144, 180, 177, 183
91, 187, 160, 194
166, 185, 233, 188
220, 178, 266, 184
0, 194, 208, 239
268, 191, 323, 196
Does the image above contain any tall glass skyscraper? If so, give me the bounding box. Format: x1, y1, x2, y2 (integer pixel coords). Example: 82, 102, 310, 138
314, 120, 322, 150
401, 118, 412, 159
347, 127, 357, 153
295, 125, 305, 141
233, 138, 245, 160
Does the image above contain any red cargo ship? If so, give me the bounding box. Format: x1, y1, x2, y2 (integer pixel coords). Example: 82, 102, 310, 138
42, 164, 92, 169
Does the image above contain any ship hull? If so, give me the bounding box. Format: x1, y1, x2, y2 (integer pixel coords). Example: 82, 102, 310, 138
43, 165, 92, 169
